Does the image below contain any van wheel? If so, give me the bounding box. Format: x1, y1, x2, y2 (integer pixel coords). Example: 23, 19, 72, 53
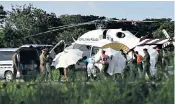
5, 71, 13, 82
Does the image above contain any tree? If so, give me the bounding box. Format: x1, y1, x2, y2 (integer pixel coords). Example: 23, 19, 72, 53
153, 21, 174, 38
4, 4, 62, 47
0, 5, 6, 29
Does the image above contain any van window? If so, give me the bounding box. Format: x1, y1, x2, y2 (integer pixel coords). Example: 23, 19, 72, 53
19, 50, 39, 64
0, 51, 14, 61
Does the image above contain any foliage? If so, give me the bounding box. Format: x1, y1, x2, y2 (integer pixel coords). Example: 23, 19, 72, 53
0, 69, 174, 104
0, 4, 173, 48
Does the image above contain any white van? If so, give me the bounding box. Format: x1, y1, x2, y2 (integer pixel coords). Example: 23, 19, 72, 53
0, 48, 19, 81
0, 42, 65, 81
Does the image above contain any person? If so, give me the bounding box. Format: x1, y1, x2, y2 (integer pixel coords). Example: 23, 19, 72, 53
39, 48, 47, 82
142, 48, 152, 80
135, 51, 143, 78
129, 49, 138, 80
12, 51, 18, 80
99, 50, 110, 77
45, 51, 53, 81
155, 47, 163, 80
120, 49, 127, 60
82, 55, 97, 81
60, 68, 68, 82
162, 49, 170, 78
58, 68, 65, 81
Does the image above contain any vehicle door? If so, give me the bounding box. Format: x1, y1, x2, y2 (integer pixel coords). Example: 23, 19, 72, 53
74, 45, 91, 70
49, 40, 66, 59
17, 47, 40, 75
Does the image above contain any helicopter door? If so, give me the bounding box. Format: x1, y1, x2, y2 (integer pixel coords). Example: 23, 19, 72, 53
49, 40, 65, 59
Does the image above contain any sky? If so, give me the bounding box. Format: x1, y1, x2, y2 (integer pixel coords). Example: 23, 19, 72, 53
1, 1, 174, 20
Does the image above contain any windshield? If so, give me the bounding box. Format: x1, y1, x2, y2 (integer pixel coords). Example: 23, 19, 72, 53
0, 51, 14, 61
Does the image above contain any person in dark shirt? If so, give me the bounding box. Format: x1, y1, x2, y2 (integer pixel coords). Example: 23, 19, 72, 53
142, 48, 152, 80
120, 49, 127, 60
45, 51, 53, 81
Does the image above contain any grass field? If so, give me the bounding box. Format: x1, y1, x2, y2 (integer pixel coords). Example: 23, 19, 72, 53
0, 67, 174, 104
0, 52, 174, 104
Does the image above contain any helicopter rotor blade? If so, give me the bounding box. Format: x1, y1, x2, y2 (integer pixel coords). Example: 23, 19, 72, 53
22, 21, 96, 39
48, 20, 98, 30
22, 18, 157, 39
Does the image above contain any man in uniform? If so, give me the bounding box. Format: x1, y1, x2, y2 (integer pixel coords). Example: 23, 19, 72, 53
142, 48, 152, 80
155, 47, 163, 80
12, 51, 18, 80
162, 49, 170, 78
120, 49, 127, 60
129, 49, 138, 80
39, 48, 47, 82
45, 51, 53, 81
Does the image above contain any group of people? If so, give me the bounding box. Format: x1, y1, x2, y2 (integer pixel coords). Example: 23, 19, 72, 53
80, 50, 111, 81
38, 47, 171, 82
126, 47, 170, 81
12, 46, 171, 82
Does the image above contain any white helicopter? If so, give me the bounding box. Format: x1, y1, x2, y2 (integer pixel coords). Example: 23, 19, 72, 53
24, 19, 174, 74
45, 19, 173, 59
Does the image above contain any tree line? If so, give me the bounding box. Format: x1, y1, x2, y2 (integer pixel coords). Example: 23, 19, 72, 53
0, 4, 174, 48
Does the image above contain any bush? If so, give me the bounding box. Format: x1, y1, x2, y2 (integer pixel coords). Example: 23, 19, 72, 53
0, 68, 174, 104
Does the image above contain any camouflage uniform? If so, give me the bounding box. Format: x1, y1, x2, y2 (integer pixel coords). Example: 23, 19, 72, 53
39, 50, 47, 82
142, 52, 152, 80
155, 51, 163, 79
45, 54, 53, 81
129, 52, 138, 80
12, 52, 18, 79
162, 50, 170, 78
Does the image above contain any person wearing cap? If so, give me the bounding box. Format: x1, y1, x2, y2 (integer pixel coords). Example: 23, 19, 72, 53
39, 48, 47, 82
142, 48, 152, 80
99, 50, 110, 77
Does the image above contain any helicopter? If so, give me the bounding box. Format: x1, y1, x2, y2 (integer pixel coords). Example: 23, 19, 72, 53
22, 18, 174, 57
23, 18, 174, 74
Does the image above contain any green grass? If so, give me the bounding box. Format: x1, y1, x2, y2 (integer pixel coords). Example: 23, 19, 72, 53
0, 67, 174, 104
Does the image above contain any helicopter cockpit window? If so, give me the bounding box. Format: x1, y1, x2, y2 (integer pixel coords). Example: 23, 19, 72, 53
116, 32, 125, 38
